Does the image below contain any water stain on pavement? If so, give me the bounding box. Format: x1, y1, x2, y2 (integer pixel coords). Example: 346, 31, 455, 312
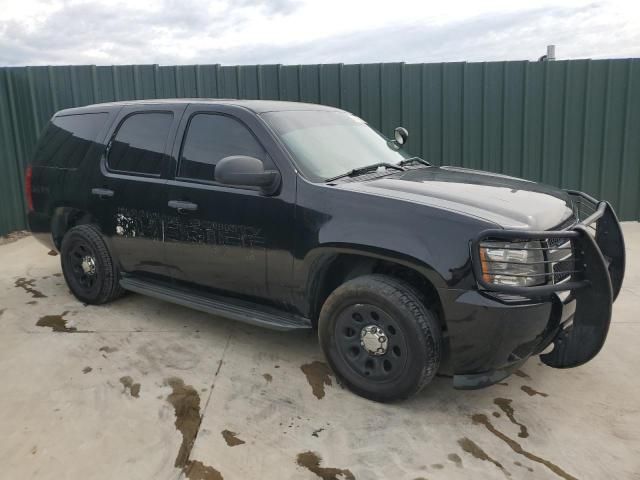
514, 461, 534, 472
494, 398, 528, 438
184, 460, 223, 480
37, 311, 91, 333
15, 277, 46, 298
296, 451, 355, 480
262, 373, 272, 382
448, 453, 463, 467
513, 370, 530, 379
301, 361, 333, 399
120, 376, 141, 398
521, 385, 549, 397
458, 437, 509, 477
472, 414, 577, 480
221, 430, 245, 447
165, 377, 202, 469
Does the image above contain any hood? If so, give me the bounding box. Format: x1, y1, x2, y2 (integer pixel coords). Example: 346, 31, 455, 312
334, 166, 575, 230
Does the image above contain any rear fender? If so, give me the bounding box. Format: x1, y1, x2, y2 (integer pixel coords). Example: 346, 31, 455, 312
51, 207, 98, 248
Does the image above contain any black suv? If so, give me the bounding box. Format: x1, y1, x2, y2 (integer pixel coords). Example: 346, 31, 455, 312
27, 99, 625, 401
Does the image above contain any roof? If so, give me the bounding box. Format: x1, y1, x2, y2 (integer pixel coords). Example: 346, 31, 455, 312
56, 99, 343, 116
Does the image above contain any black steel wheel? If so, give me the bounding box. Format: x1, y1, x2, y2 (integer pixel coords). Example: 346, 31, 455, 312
67, 241, 98, 291
319, 274, 441, 402
61, 224, 124, 305
334, 303, 409, 383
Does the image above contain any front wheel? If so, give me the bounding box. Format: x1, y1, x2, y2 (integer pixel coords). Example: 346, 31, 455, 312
318, 274, 441, 402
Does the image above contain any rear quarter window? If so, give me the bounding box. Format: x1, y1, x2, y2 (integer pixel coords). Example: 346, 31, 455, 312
32, 113, 109, 169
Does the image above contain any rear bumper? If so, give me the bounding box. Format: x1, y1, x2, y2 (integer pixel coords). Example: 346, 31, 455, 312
444, 192, 625, 389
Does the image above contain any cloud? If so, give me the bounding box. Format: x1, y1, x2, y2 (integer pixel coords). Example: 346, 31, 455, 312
235, 0, 301, 15
0, 0, 638, 66
0, 0, 301, 65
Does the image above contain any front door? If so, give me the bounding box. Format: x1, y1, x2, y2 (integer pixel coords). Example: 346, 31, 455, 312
90, 104, 185, 280
163, 105, 292, 304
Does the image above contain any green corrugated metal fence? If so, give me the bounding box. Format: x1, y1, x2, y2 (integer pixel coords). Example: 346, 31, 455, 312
1, 60, 639, 235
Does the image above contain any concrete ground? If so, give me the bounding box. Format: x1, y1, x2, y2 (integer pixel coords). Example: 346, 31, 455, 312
0, 224, 639, 480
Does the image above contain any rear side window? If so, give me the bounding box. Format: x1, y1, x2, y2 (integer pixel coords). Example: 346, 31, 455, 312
178, 114, 266, 182
108, 112, 173, 175
33, 113, 108, 168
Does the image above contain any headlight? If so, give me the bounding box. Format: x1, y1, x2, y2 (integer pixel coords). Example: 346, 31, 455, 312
479, 241, 546, 287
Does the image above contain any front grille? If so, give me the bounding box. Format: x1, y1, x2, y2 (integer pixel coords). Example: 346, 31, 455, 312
547, 235, 572, 249
572, 196, 598, 222
542, 215, 577, 285
555, 216, 577, 230
545, 216, 576, 249
552, 257, 575, 284
544, 236, 581, 285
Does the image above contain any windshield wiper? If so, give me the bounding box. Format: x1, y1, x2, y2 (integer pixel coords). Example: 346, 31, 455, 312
325, 162, 406, 183
398, 157, 431, 167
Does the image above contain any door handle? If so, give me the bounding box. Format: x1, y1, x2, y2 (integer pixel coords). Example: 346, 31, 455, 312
168, 200, 198, 214
91, 187, 114, 198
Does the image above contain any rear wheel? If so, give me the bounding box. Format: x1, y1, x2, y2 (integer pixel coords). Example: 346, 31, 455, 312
61, 224, 124, 304
318, 274, 441, 402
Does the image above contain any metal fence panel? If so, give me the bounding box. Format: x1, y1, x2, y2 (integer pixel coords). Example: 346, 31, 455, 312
1, 59, 639, 235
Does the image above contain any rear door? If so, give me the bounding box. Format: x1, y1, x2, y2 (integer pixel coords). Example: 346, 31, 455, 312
89, 103, 185, 280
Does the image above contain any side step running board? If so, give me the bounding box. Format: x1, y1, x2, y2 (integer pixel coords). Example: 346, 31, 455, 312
120, 277, 312, 332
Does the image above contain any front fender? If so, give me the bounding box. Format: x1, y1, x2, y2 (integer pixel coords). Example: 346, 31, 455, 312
292, 179, 500, 317
299, 243, 447, 291
290, 243, 449, 321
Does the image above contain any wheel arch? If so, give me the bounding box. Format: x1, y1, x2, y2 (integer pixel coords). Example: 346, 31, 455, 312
51, 207, 99, 249
303, 245, 446, 332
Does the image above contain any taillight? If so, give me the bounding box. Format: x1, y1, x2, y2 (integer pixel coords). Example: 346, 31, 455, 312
25, 165, 34, 212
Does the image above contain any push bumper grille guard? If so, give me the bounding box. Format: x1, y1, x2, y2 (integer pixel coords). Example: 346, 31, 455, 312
470, 191, 626, 368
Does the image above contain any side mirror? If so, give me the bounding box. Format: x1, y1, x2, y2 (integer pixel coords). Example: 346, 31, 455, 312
394, 127, 409, 146
215, 155, 281, 194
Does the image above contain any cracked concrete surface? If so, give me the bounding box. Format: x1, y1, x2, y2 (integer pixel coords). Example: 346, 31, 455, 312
0, 223, 639, 479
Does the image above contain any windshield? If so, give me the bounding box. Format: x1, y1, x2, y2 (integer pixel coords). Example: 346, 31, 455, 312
261, 110, 410, 182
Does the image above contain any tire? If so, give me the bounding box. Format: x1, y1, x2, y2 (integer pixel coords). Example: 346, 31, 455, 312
318, 274, 441, 402
61, 224, 124, 305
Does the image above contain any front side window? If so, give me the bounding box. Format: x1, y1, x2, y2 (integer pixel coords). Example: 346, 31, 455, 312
261, 110, 410, 182
179, 113, 266, 182
108, 112, 173, 175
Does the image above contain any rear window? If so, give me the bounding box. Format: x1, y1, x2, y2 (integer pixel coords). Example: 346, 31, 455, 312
32, 113, 108, 168
107, 112, 173, 175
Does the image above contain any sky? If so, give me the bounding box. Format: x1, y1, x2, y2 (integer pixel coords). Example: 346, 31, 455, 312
0, 0, 639, 66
